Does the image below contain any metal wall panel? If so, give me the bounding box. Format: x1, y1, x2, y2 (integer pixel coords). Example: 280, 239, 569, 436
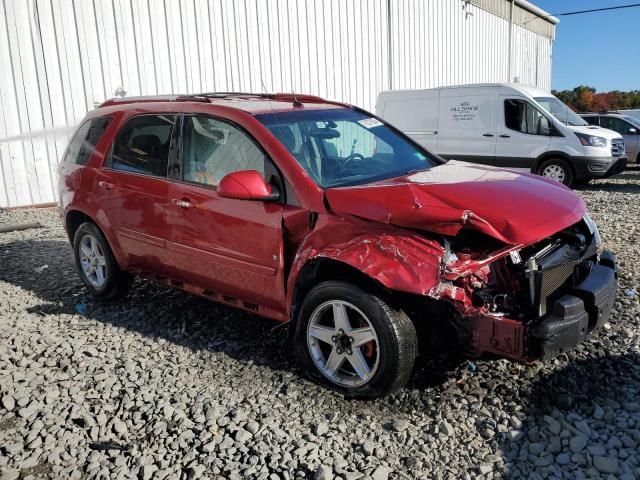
0, 0, 554, 207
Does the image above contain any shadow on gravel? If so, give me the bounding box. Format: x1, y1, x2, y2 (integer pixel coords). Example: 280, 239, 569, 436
499, 352, 640, 478
0, 238, 301, 376
577, 165, 640, 193
0, 238, 459, 397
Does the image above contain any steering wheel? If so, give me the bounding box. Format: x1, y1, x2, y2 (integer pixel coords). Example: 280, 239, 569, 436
343, 153, 366, 167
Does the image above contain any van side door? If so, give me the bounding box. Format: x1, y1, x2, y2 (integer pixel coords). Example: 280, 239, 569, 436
436, 89, 496, 164
495, 97, 551, 170
376, 91, 439, 153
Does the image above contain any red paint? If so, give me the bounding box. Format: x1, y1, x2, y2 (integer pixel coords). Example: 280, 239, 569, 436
59, 94, 595, 363
325, 160, 586, 246
217, 170, 275, 200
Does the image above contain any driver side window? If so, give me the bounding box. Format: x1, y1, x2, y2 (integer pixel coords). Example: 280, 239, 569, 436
504, 99, 546, 135
182, 115, 266, 187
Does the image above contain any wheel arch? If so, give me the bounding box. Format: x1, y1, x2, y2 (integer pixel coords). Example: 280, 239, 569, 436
532, 151, 574, 176
65, 208, 126, 267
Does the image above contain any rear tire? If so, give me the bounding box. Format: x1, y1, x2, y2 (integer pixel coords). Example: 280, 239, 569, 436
537, 158, 575, 187
73, 222, 133, 300
295, 281, 417, 398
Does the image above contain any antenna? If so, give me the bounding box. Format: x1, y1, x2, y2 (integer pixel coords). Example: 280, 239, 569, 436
292, 90, 304, 108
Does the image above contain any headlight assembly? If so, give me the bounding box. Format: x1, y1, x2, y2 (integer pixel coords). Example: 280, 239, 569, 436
575, 133, 608, 148
583, 213, 602, 247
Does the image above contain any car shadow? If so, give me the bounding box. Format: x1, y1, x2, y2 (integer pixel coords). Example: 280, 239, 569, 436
496, 352, 640, 478
0, 238, 459, 397
576, 165, 640, 193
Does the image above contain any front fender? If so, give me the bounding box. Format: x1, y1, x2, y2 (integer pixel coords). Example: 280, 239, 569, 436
286, 225, 444, 316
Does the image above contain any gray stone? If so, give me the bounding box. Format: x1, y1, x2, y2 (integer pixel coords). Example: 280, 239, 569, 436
391, 419, 410, 432
0, 469, 20, 480
314, 464, 333, 480
593, 406, 605, 420
234, 428, 252, 444
570, 435, 588, 453
314, 421, 329, 436
544, 415, 561, 435
593, 456, 620, 475
1, 395, 15, 411
113, 420, 127, 434
371, 465, 392, 480
528, 442, 545, 455
438, 420, 454, 436
361, 440, 375, 456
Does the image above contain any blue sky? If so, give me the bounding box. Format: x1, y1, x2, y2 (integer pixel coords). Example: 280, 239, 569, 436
533, 1, 640, 92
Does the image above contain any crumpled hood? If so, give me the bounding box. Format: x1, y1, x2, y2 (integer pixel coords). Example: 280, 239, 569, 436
325, 161, 586, 245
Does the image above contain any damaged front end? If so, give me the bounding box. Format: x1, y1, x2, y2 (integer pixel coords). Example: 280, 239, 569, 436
432, 216, 618, 362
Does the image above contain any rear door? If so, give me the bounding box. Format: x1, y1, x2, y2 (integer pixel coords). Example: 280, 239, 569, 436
495, 96, 551, 169
96, 113, 178, 273
165, 114, 286, 314
436, 88, 496, 164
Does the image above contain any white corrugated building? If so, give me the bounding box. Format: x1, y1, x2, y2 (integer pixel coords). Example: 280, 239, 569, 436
0, 0, 557, 208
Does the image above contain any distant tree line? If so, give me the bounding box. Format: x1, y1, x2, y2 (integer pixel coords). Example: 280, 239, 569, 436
552, 86, 640, 113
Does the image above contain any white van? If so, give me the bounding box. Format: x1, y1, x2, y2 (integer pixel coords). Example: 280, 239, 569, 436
376, 83, 627, 187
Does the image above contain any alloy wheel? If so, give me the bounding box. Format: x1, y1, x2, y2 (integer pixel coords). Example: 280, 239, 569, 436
78, 234, 107, 288
306, 300, 380, 387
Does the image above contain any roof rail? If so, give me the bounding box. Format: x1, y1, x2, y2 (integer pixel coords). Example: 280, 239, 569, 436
197, 92, 328, 103
98, 91, 341, 108
99, 94, 209, 107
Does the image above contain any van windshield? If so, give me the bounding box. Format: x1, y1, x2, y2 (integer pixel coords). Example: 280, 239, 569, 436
534, 96, 588, 127
255, 108, 437, 188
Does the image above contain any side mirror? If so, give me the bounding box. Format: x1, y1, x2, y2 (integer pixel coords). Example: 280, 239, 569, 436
629, 127, 637, 134
538, 117, 551, 136
217, 170, 280, 202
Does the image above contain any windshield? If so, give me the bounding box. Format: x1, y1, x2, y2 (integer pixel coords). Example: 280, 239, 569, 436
534, 96, 587, 126
623, 115, 640, 128
255, 108, 437, 188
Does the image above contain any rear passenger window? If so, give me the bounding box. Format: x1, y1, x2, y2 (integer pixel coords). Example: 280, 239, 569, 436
64, 116, 111, 165
584, 116, 600, 126
111, 115, 176, 177
504, 99, 546, 135
182, 115, 265, 187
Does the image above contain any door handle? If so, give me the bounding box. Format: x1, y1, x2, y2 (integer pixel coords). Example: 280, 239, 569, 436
172, 198, 194, 209
98, 181, 114, 190
499, 134, 511, 138
482, 133, 494, 137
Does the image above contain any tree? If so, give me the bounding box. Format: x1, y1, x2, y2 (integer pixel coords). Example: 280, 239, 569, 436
550, 87, 640, 112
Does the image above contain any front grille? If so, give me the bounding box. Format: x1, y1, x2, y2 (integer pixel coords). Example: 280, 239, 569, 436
537, 261, 579, 316
612, 139, 625, 157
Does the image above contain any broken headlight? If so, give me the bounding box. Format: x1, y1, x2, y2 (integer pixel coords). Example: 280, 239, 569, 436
583, 213, 602, 247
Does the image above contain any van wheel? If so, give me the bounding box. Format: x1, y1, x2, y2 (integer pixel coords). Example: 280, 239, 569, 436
73, 222, 133, 300
537, 158, 574, 187
295, 281, 417, 398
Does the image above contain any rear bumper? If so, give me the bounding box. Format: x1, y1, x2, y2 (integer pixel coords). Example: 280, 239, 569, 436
573, 156, 627, 181
528, 251, 617, 359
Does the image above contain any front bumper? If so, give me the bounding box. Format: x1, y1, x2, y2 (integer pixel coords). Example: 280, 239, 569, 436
573, 156, 627, 181
470, 251, 618, 362
528, 251, 618, 359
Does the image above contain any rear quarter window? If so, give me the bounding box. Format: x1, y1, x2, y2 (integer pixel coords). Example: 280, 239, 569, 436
63, 116, 112, 165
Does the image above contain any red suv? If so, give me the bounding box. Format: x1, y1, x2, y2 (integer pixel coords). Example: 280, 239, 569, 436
58, 93, 618, 398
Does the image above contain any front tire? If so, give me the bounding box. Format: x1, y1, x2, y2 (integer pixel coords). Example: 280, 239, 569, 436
73, 222, 132, 300
537, 158, 575, 187
295, 281, 417, 398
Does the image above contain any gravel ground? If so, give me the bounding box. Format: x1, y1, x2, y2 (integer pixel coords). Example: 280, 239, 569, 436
1, 168, 639, 480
